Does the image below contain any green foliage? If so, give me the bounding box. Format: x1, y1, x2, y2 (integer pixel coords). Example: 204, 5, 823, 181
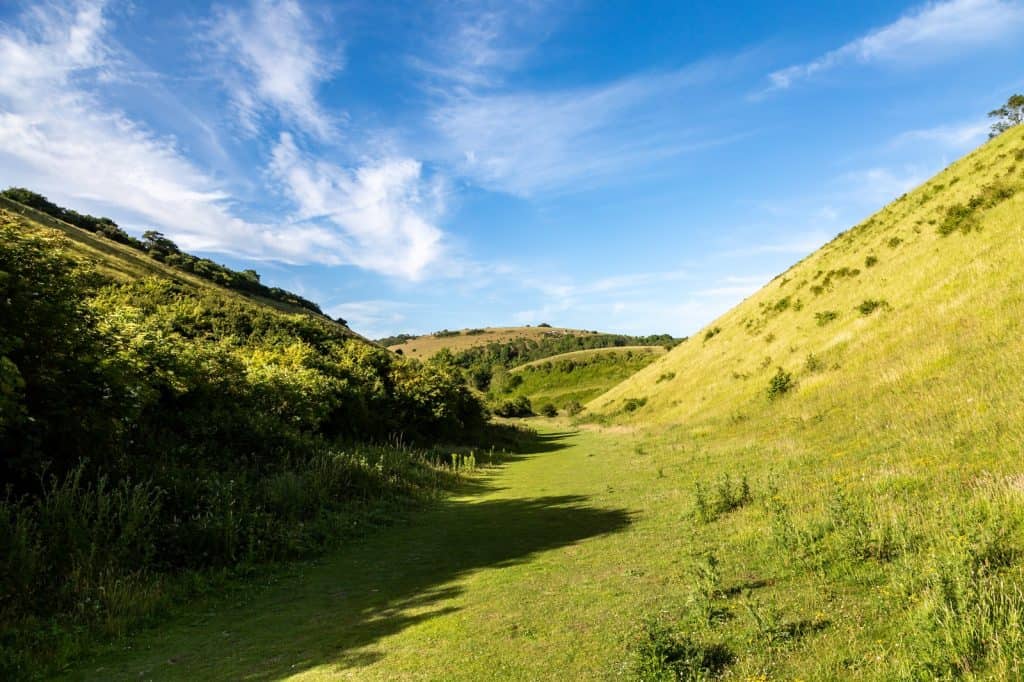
887, 236, 903, 248
565, 400, 584, 416
857, 299, 888, 316
703, 327, 721, 342
656, 372, 676, 384
804, 352, 825, 373
0, 222, 496, 674
433, 329, 460, 338
766, 367, 794, 400
625, 618, 733, 681
693, 474, 752, 524
539, 402, 558, 417
864, 255, 878, 267
0, 189, 325, 314
447, 332, 681, 376
938, 181, 1017, 236
988, 93, 1024, 138
814, 310, 838, 326
375, 333, 417, 347
623, 397, 648, 412
492, 396, 532, 418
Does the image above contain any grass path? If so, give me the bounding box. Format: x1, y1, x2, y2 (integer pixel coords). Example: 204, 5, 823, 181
69, 427, 661, 680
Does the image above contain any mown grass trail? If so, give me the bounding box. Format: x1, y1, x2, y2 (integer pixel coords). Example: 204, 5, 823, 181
68, 428, 648, 680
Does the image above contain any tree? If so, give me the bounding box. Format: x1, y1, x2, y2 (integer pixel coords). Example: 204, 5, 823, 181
141, 230, 180, 257
989, 94, 1024, 138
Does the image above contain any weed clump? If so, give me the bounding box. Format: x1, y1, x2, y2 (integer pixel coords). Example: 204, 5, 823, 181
656, 372, 676, 384
857, 299, 889, 316
694, 474, 753, 523
865, 255, 878, 267
625, 618, 733, 681
815, 310, 838, 326
767, 367, 794, 400
565, 400, 584, 417
623, 397, 648, 413
538, 402, 558, 418
703, 326, 721, 342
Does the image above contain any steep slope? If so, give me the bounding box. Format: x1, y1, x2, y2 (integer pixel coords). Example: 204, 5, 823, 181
0, 195, 356, 334
589, 124, 1024, 461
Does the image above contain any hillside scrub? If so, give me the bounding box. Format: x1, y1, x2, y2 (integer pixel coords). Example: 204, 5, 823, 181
0, 218, 504, 676
0, 188, 326, 316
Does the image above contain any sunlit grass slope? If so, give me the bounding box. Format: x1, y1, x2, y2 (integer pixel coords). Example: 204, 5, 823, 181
506, 346, 666, 408
590, 125, 1024, 446
1, 197, 356, 333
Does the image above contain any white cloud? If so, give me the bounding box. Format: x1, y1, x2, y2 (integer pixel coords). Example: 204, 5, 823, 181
766, 0, 1024, 92
209, 0, 340, 138
431, 63, 740, 196
839, 166, 928, 206
722, 231, 833, 258
0, 1, 443, 280
890, 119, 990, 149
269, 133, 447, 280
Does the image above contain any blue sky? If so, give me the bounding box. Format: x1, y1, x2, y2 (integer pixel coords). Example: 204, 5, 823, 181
2, 0, 1023, 338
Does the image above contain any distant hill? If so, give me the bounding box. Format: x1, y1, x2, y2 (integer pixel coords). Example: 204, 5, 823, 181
383, 325, 603, 357
502, 346, 667, 412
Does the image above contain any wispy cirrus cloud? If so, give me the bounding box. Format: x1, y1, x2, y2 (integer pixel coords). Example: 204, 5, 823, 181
269, 133, 447, 280
207, 0, 340, 139
889, 119, 990, 149
764, 0, 1024, 93
0, 0, 452, 281
431, 60, 748, 197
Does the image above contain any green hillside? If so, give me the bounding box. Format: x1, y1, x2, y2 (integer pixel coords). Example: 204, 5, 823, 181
0, 202, 516, 677
498, 346, 666, 413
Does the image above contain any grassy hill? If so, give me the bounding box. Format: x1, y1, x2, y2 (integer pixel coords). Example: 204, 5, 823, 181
0, 195, 351, 329
385, 326, 603, 357
558, 123, 1024, 675
501, 346, 666, 411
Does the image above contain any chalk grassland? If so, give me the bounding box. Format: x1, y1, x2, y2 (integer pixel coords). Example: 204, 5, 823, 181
387, 326, 600, 358
505, 346, 666, 408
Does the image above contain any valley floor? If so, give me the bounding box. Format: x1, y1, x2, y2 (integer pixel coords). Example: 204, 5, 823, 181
64, 421, 1024, 680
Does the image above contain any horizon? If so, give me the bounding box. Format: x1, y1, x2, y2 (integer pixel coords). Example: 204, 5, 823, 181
3, 0, 1024, 338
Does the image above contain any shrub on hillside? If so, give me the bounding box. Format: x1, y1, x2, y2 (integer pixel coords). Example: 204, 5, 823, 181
623, 397, 647, 412
857, 299, 889, 316
704, 326, 722, 341
815, 310, 839, 326
767, 367, 794, 400
539, 403, 558, 417
565, 400, 584, 416
492, 396, 532, 418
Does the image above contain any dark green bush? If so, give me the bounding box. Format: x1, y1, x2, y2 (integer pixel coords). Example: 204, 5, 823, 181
623, 397, 648, 412
539, 403, 558, 417
565, 400, 584, 417
492, 396, 533, 417
865, 255, 878, 267
857, 299, 889, 316
703, 326, 721, 341
815, 310, 838, 326
656, 372, 676, 384
626, 618, 733, 681
767, 367, 794, 400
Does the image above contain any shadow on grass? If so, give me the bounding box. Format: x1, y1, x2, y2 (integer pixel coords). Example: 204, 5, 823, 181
77, 435, 629, 681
